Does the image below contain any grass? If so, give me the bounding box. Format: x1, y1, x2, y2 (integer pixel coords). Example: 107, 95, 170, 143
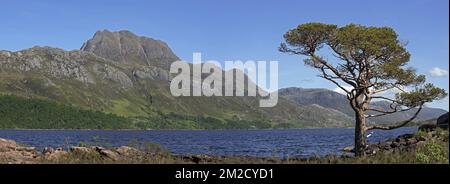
40, 147, 441, 164
108, 99, 147, 117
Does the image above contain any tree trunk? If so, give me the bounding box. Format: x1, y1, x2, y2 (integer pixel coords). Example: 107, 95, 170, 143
354, 109, 367, 157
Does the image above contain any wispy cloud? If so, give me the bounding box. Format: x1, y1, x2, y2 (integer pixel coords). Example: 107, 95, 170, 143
429, 67, 449, 77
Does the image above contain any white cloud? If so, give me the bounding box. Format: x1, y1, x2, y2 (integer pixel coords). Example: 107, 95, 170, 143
429, 67, 449, 77
333, 86, 354, 95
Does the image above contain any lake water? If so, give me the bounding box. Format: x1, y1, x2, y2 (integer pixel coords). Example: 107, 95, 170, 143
0, 128, 416, 158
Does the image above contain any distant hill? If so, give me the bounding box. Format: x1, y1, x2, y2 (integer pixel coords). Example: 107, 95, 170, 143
279, 87, 448, 125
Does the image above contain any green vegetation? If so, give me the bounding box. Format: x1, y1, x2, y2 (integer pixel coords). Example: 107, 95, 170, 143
136, 111, 272, 130
0, 95, 273, 130
0, 95, 131, 129
416, 140, 448, 164
109, 99, 147, 117
415, 128, 449, 164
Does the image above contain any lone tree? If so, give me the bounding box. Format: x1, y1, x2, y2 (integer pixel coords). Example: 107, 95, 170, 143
280, 23, 447, 156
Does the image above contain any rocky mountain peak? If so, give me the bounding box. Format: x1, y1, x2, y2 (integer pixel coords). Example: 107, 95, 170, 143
80, 29, 179, 68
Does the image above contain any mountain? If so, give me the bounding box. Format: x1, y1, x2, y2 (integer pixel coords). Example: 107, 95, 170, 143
80, 30, 179, 69
0, 30, 353, 129
278, 87, 353, 116
279, 87, 448, 125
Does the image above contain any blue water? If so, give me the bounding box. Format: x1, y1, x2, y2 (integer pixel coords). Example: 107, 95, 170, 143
0, 128, 416, 158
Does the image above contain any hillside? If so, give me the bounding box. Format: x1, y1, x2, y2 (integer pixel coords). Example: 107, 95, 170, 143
279, 87, 448, 125
0, 30, 353, 129
0, 95, 131, 129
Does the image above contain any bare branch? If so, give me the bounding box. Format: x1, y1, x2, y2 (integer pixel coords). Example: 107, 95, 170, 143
319, 67, 351, 96
370, 96, 403, 104
311, 55, 357, 87
365, 103, 424, 131
365, 106, 416, 118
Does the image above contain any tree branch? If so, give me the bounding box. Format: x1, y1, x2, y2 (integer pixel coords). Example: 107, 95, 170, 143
370, 96, 403, 104
311, 55, 357, 87
365, 106, 416, 118
319, 67, 351, 96
365, 103, 424, 131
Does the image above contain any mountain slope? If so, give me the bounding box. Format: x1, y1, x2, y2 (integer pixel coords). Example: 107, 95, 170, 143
0, 95, 132, 129
0, 30, 353, 129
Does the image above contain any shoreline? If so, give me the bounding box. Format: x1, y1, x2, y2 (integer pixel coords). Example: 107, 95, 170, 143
2, 128, 447, 164
0, 126, 407, 131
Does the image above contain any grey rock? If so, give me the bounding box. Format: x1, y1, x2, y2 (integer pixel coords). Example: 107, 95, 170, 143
94, 147, 119, 160
417, 136, 427, 142
419, 124, 436, 132
70, 146, 95, 154
406, 138, 417, 145
390, 142, 400, 148
93, 63, 133, 88
132, 66, 170, 81
113, 146, 142, 157
80, 30, 179, 68
43, 147, 54, 155
342, 146, 354, 152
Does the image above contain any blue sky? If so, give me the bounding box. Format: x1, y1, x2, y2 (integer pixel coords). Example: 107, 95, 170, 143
1, 0, 449, 110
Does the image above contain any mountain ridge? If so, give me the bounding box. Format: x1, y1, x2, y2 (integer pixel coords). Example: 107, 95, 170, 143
278, 87, 448, 125
0, 30, 354, 129
0, 30, 446, 129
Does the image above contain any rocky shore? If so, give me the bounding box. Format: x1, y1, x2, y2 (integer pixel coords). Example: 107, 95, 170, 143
343, 130, 447, 155
0, 138, 148, 164
1, 115, 448, 164
344, 113, 449, 156
0, 137, 290, 164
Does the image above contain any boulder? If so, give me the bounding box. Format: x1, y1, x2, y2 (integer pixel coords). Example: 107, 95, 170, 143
418, 124, 436, 132
406, 138, 417, 146
94, 147, 119, 160
43, 147, 68, 160
366, 144, 380, 155
0, 138, 39, 164
43, 147, 55, 155
113, 146, 142, 157
70, 146, 95, 154
400, 134, 415, 139
342, 146, 354, 152
378, 141, 391, 150
390, 142, 400, 148
416, 136, 427, 142
0, 138, 17, 150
